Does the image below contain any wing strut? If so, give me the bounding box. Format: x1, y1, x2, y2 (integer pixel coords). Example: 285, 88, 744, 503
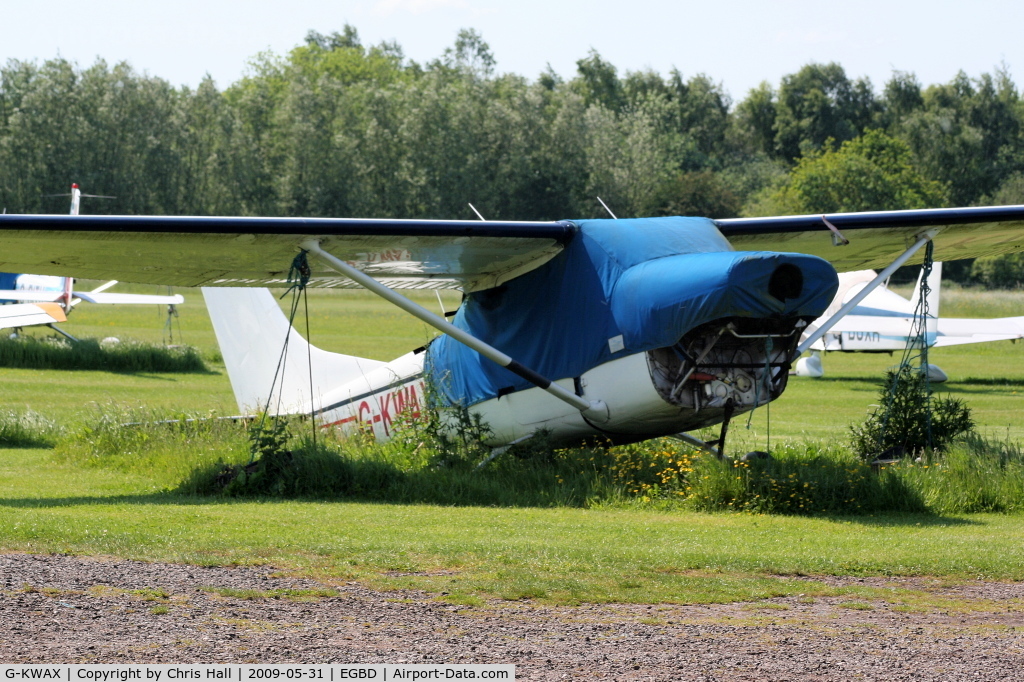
301, 240, 611, 422
795, 229, 940, 356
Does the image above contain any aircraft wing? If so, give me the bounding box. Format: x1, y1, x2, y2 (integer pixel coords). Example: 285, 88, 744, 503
717, 206, 1024, 272
2, 207, 1024, 290
75, 292, 185, 305
0, 302, 67, 330
0, 215, 575, 292
934, 317, 1024, 347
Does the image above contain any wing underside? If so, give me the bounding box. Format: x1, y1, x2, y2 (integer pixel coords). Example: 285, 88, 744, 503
0, 216, 575, 292
718, 206, 1024, 272
3, 208, 1024, 290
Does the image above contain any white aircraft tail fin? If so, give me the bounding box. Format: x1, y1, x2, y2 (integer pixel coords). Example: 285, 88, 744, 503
202, 288, 386, 415
908, 262, 942, 340
908, 261, 942, 319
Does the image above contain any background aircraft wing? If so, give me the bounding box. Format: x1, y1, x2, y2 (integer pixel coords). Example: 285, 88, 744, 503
717, 206, 1024, 272
0, 302, 67, 330
75, 292, 185, 305
0, 215, 575, 292
934, 317, 1024, 347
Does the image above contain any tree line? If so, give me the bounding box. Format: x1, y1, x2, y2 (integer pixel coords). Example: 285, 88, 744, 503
2, 27, 1023, 285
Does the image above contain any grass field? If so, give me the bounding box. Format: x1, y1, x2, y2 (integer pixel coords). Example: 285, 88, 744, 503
0, 283, 1022, 605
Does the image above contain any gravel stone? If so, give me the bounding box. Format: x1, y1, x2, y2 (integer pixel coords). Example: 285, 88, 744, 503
1, 553, 1022, 680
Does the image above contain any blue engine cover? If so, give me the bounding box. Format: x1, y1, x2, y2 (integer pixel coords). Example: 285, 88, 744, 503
427, 217, 838, 406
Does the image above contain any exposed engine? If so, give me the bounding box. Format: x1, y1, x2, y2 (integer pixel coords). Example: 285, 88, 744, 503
646, 317, 806, 425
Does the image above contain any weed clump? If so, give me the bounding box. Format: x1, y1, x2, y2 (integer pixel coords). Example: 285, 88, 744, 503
195, 418, 361, 498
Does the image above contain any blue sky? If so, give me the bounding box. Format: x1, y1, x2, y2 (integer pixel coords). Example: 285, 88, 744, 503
4, 0, 1023, 101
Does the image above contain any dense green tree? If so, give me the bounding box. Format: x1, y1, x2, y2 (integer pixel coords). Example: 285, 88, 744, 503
970, 252, 1024, 288
773, 62, 878, 161
732, 81, 777, 157
892, 69, 1023, 205
652, 170, 742, 218
752, 129, 948, 215
879, 70, 924, 128
572, 50, 624, 113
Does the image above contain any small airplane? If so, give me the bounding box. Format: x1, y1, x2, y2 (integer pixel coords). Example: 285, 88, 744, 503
0, 184, 184, 339
795, 262, 1024, 381
1, 205, 1023, 454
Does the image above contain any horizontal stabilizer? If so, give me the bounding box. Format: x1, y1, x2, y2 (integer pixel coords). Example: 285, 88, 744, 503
0, 302, 66, 330
202, 287, 386, 414
934, 316, 1024, 347
75, 291, 184, 305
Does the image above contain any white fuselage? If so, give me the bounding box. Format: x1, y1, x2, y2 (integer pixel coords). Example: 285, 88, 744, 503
314, 350, 689, 444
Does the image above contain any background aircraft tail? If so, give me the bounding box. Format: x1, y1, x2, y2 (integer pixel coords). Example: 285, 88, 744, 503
202, 288, 386, 415
908, 261, 942, 318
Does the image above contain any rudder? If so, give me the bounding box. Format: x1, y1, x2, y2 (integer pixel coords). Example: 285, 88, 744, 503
202, 287, 386, 415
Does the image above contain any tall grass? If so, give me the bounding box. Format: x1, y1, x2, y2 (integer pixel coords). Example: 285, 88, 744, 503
889, 283, 1024, 318
892, 433, 1024, 513
0, 337, 207, 372
54, 406, 249, 489
679, 442, 926, 514
48, 406, 1024, 515
0, 410, 61, 447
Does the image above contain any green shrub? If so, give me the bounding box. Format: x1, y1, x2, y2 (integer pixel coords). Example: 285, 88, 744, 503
850, 366, 974, 460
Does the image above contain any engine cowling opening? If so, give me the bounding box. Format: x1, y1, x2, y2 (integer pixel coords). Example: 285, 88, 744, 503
646, 317, 805, 413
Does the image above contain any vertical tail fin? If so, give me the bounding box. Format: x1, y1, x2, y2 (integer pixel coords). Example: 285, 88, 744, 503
202, 288, 386, 415
908, 262, 942, 341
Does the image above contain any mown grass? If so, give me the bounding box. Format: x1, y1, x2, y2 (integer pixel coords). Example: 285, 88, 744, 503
199, 586, 339, 600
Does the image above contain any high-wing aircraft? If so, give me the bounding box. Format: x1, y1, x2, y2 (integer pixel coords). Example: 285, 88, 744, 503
0, 184, 184, 338
1, 206, 1023, 452
795, 262, 1024, 381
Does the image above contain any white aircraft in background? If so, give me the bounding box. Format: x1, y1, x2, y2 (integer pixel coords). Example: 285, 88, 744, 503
2, 205, 1024, 454
0, 184, 184, 339
795, 262, 1024, 381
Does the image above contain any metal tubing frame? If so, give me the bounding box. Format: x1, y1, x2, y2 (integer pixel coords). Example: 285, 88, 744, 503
796, 229, 940, 356
301, 240, 610, 421
670, 431, 721, 457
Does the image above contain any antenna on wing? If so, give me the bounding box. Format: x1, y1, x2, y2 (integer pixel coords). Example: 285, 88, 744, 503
596, 196, 618, 219
468, 203, 486, 221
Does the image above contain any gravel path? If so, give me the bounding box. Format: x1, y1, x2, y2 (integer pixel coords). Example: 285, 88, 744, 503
1, 553, 1022, 680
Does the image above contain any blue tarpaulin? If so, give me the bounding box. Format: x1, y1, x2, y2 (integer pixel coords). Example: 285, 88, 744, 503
426, 217, 838, 406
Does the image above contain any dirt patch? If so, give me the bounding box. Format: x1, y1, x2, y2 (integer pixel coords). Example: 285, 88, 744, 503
1, 553, 1022, 680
